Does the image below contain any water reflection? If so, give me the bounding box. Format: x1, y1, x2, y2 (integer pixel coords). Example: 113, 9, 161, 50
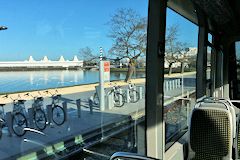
0, 70, 145, 94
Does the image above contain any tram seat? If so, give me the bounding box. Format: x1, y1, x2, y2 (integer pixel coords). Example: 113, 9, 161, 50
236, 114, 240, 159
188, 99, 235, 160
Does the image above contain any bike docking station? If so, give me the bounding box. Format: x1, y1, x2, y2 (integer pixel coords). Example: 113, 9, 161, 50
99, 47, 110, 111
46, 104, 54, 127
28, 107, 35, 128
5, 112, 13, 136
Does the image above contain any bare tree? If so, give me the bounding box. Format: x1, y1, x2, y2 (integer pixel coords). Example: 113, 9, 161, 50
79, 47, 98, 66
165, 24, 190, 75
108, 8, 147, 82
176, 45, 190, 73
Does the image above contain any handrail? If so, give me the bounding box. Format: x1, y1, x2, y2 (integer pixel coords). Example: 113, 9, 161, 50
110, 152, 159, 160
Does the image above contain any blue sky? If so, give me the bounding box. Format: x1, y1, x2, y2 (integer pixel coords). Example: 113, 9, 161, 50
0, 0, 198, 61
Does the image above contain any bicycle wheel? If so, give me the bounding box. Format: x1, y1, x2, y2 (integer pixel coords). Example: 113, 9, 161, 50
114, 93, 125, 107
34, 109, 47, 130
129, 90, 140, 103
93, 92, 99, 106
12, 112, 28, 136
52, 105, 65, 126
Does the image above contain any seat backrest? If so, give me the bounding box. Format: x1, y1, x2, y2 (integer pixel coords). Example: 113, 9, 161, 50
236, 114, 240, 159
188, 100, 233, 160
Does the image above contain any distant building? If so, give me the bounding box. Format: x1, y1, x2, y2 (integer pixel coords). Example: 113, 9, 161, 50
0, 55, 83, 70
164, 47, 197, 68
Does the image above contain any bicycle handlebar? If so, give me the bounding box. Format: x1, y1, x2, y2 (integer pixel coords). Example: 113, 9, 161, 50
3, 94, 17, 102
25, 92, 43, 99
44, 89, 59, 96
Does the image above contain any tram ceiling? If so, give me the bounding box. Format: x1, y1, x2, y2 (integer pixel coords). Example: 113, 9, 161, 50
168, 0, 240, 41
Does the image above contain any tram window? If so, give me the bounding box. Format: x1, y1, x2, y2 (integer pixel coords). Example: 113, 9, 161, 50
0, 1, 148, 159
165, 8, 198, 148
236, 42, 240, 92
208, 33, 212, 44
206, 46, 212, 96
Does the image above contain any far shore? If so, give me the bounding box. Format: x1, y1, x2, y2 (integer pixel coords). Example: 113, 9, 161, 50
0, 71, 196, 103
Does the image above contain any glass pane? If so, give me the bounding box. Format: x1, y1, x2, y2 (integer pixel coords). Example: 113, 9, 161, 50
0, 1, 148, 159
165, 8, 198, 148
208, 33, 212, 44
235, 42, 240, 94
206, 46, 212, 96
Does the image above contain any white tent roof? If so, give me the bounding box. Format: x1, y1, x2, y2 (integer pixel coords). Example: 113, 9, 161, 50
28, 56, 35, 62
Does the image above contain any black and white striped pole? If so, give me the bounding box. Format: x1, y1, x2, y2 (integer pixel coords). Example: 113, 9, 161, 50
99, 47, 105, 111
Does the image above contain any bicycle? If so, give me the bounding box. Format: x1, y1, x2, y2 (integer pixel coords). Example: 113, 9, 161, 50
4, 94, 28, 136
25, 92, 47, 130
44, 90, 65, 126
93, 83, 125, 107
125, 82, 140, 103
0, 99, 6, 139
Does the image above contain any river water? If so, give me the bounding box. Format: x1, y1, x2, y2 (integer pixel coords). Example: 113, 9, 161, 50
0, 70, 145, 94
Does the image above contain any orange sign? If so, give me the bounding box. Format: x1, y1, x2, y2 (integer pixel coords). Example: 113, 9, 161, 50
104, 61, 110, 72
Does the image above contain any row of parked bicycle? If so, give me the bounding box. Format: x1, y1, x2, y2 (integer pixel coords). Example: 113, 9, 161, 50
93, 82, 142, 107
0, 90, 66, 137
0, 82, 143, 138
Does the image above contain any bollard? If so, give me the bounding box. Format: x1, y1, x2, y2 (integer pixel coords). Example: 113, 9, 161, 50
137, 86, 143, 100
5, 112, 13, 136
169, 80, 172, 90
126, 89, 130, 103
89, 97, 93, 114
172, 80, 176, 89
46, 104, 53, 125
76, 99, 81, 118
62, 102, 67, 121
176, 79, 180, 88
165, 81, 169, 91
107, 92, 114, 110
28, 108, 34, 128
119, 89, 123, 105
174, 79, 178, 89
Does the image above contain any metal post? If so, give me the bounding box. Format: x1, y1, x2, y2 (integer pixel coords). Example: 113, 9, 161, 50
89, 97, 93, 114
126, 89, 130, 103
46, 104, 53, 126
169, 80, 172, 90
166, 81, 169, 91
107, 92, 114, 110
133, 86, 137, 102
138, 86, 143, 100
186, 91, 191, 126
172, 80, 175, 89
175, 79, 178, 89
177, 79, 181, 88
62, 102, 67, 121
76, 99, 81, 118
99, 47, 105, 111
119, 88, 123, 105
